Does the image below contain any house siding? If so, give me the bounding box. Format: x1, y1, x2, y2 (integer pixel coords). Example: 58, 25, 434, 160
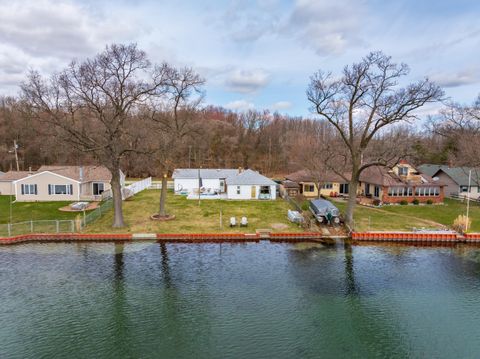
227, 184, 276, 200
300, 182, 343, 198
436, 172, 459, 197
15, 173, 79, 202
0, 181, 14, 195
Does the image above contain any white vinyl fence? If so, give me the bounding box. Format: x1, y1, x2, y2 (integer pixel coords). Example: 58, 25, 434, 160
126, 177, 152, 196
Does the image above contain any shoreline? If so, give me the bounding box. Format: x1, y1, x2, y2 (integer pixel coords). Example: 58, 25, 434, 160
1, 231, 479, 245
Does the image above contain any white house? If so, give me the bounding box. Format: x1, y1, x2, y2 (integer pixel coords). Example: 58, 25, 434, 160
172, 168, 277, 200
0, 165, 125, 202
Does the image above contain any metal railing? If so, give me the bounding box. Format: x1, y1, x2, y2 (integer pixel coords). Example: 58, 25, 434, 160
80, 199, 113, 228
0, 220, 76, 237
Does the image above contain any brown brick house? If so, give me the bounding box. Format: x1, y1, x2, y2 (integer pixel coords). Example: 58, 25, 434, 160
358, 161, 445, 204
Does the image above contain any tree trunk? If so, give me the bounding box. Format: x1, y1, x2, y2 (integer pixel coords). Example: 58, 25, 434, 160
345, 172, 359, 230
159, 174, 168, 217
111, 169, 125, 228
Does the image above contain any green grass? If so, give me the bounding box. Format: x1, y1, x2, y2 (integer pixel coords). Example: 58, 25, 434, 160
85, 190, 301, 233
0, 196, 79, 224
333, 198, 480, 232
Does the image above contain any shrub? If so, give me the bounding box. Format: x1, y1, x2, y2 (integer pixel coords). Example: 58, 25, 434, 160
426, 199, 433, 205
452, 214, 471, 233
372, 199, 381, 206
412, 198, 419, 205
301, 201, 310, 211
400, 200, 408, 205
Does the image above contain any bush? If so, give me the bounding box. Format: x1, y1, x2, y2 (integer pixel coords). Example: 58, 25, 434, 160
400, 200, 408, 205
301, 201, 310, 211
412, 198, 419, 205
453, 214, 471, 233
372, 199, 381, 206
426, 199, 433, 205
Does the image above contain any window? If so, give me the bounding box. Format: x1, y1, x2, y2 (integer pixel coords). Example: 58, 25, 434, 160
48, 184, 73, 195
339, 183, 349, 194
322, 183, 333, 189
236, 186, 241, 195
93, 182, 105, 196
21, 184, 37, 195
374, 186, 380, 198
398, 166, 408, 176
460, 186, 468, 193
260, 186, 270, 194
304, 184, 315, 192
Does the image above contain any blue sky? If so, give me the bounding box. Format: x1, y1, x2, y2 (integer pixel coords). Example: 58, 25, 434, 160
0, 0, 479, 116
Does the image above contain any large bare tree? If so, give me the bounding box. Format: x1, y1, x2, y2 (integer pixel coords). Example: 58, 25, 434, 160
152, 66, 205, 218
21, 43, 170, 227
307, 51, 443, 228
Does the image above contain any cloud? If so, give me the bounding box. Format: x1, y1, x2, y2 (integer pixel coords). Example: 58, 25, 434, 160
224, 99, 255, 111
0, 0, 142, 59
430, 69, 480, 88
225, 69, 270, 93
284, 0, 366, 55
271, 101, 292, 111
219, 0, 280, 42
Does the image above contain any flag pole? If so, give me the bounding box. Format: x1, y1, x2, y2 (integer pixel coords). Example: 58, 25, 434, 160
466, 169, 472, 232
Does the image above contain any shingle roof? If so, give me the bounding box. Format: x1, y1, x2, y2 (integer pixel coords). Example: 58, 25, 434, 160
38, 165, 112, 182
173, 168, 276, 186
417, 164, 443, 178
285, 169, 346, 183
226, 169, 276, 186
438, 167, 480, 186
0, 171, 33, 181
173, 168, 239, 179
359, 165, 442, 187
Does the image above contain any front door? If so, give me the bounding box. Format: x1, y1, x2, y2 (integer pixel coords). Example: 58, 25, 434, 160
251, 186, 256, 199
340, 183, 349, 195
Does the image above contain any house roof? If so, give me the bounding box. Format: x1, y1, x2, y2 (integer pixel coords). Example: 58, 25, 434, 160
436, 167, 480, 186
285, 169, 346, 183
417, 164, 443, 178
173, 168, 276, 186
0, 171, 34, 181
37, 165, 112, 182
360, 165, 443, 187
226, 169, 276, 186
282, 180, 300, 189
173, 168, 239, 179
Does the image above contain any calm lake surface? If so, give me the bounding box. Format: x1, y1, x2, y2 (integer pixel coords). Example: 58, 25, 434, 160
1, 241, 480, 358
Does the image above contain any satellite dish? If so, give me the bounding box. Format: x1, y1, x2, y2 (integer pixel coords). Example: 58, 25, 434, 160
433, 176, 439, 181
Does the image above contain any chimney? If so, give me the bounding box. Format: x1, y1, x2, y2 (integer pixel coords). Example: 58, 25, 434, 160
79, 166, 84, 182
238, 167, 244, 174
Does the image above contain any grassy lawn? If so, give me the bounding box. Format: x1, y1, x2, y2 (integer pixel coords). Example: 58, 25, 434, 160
0, 196, 79, 224
333, 198, 480, 232
85, 190, 301, 233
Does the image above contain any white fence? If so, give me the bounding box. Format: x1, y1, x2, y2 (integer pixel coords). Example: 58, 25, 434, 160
0, 220, 76, 237
126, 177, 152, 196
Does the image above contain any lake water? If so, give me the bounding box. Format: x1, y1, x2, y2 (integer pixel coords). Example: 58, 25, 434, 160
1, 241, 480, 358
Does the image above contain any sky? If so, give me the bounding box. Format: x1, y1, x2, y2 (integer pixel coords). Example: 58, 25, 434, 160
0, 0, 479, 117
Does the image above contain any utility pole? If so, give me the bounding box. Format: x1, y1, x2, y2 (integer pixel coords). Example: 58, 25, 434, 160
13, 140, 19, 171
466, 169, 472, 232
188, 145, 192, 168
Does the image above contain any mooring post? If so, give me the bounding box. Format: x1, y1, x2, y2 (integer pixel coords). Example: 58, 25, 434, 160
56, 220, 59, 233
30, 220, 33, 233
7, 223, 11, 237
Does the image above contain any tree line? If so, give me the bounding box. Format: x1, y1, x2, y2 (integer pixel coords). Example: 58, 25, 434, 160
0, 44, 479, 228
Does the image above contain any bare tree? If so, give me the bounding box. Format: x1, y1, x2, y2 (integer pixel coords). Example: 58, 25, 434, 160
152, 67, 205, 218
307, 51, 443, 228
21, 43, 170, 227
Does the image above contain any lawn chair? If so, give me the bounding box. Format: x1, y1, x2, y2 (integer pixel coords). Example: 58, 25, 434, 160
240, 216, 248, 227
230, 217, 237, 227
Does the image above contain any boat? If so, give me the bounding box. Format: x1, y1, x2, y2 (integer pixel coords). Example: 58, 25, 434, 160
309, 198, 341, 224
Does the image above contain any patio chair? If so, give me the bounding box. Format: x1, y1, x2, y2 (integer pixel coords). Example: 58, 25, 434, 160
230, 217, 237, 227
240, 216, 248, 227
